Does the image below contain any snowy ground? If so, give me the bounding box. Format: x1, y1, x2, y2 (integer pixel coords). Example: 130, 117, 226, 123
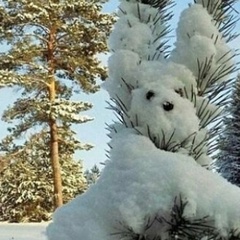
0, 222, 48, 240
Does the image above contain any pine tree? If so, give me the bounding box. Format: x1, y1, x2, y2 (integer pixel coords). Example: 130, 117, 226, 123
0, 0, 113, 208
216, 75, 240, 185
84, 164, 101, 186
0, 129, 87, 222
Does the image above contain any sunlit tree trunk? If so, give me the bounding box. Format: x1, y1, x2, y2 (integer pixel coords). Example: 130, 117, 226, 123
48, 26, 63, 208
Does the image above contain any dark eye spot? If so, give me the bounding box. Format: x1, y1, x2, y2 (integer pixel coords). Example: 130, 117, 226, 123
175, 88, 184, 97
146, 90, 155, 100
163, 101, 174, 111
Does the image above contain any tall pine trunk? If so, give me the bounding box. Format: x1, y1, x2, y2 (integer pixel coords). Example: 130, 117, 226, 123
49, 117, 63, 207
48, 26, 63, 208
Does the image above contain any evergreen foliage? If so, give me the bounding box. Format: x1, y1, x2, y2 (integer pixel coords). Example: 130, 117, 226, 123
112, 196, 240, 240
0, 0, 114, 208
0, 128, 87, 222
84, 164, 101, 186
216, 75, 240, 186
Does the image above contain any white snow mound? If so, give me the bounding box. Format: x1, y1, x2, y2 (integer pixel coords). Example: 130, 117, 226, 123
47, 129, 240, 240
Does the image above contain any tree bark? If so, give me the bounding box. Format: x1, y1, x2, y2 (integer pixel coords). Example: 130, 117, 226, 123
48, 26, 63, 208
49, 117, 63, 208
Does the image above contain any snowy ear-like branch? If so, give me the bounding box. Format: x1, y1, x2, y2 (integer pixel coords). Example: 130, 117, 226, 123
195, 51, 238, 159
195, 0, 239, 42
138, 0, 175, 59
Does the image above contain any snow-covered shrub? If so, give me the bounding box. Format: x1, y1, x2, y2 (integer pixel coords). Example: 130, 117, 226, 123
0, 147, 86, 222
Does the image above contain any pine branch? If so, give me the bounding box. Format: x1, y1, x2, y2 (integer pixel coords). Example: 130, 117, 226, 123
110, 195, 240, 239
139, 0, 173, 10
138, 0, 175, 58
194, 0, 239, 42
146, 125, 199, 159
111, 217, 158, 240
160, 195, 216, 239
215, 74, 240, 185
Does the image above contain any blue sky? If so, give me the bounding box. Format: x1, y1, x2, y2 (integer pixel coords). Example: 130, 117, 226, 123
0, 1, 239, 170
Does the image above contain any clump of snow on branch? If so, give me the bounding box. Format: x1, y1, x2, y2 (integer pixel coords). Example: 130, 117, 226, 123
47, 1, 240, 240
108, 1, 166, 59
171, 4, 234, 90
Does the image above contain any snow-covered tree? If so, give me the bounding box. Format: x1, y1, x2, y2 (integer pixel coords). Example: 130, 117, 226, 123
84, 164, 101, 186
216, 74, 240, 186
0, 0, 113, 208
0, 128, 87, 222
47, 0, 240, 239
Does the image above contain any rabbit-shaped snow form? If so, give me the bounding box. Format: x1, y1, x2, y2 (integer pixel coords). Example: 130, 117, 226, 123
47, 1, 240, 240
